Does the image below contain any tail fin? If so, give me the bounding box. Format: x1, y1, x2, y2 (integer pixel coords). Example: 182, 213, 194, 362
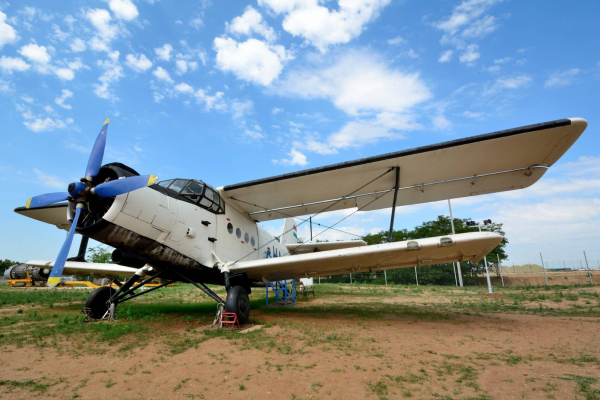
280, 218, 300, 244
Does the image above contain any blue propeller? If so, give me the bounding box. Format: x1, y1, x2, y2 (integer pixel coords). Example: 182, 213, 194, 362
22, 119, 158, 287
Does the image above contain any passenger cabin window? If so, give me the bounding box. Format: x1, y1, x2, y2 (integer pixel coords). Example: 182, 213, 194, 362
155, 178, 225, 214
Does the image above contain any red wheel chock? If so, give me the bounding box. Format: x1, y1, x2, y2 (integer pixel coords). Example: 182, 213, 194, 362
219, 312, 240, 329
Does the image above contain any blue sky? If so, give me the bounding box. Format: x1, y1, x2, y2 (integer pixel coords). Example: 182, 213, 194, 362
0, 0, 599, 268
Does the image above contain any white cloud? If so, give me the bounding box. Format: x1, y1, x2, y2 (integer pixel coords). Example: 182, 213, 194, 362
438, 49, 453, 63
89, 36, 111, 52
461, 15, 498, 38
226, 6, 276, 42
52, 24, 69, 41
432, 113, 451, 130
189, 18, 203, 29
55, 89, 73, 109
33, 168, 68, 189
463, 110, 483, 119
0, 11, 18, 48
244, 124, 266, 140
108, 0, 139, 21
231, 99, 253, 119
174, 59, 198, 75
387, 35, 404, 45
495, 74, 531, 89
545, 68, 580, 88
174, 82, 194, 93
152, 66, 173, 83
487, 65, 500, 72
93, 51, 124, 100
195, 89, 226, 111
435, 0, 501, 36
154, 44, 172, 61
125, 53, 152, 72
23, 117, 74, 133
54, 68, 74, 80
273, 148, 308, 166
0, 56, 30, 72
459, 43, 480, 64
275, 50, 431, 115
214, 37, 292, 86
86, 9, 116, 41
18, 43, 51, 64
272, 107, 283, 114
259, 0, 391, 52
70, 38, 87, 52
494, 56, 511, 64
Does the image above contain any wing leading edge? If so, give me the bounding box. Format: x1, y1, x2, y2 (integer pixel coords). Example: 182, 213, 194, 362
221, 118, 587, 221
221, 232, 502, 281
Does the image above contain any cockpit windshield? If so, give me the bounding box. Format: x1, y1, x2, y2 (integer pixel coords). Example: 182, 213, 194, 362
155, 179, 225, 214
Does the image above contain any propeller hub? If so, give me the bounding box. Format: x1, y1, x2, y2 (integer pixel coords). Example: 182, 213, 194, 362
68, 181, 87, 197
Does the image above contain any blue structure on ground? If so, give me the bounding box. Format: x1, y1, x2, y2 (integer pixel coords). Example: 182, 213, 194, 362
266, 279, 296, 306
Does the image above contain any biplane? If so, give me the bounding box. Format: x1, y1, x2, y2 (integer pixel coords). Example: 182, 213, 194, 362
14, 117, 587, 323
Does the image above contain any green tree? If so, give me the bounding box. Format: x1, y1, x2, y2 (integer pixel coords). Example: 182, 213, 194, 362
1, 259, 21, 276
86, 246, 114, 263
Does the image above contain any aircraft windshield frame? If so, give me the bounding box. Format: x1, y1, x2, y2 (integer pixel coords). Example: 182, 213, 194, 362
156, 179, 225, 214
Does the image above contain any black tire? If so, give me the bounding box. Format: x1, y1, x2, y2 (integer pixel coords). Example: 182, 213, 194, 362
85, 286, 115, 319
225, 286, 250, 325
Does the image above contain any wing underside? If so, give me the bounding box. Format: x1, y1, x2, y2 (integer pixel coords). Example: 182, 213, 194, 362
221, 118, 587, 221
223, 232, 502, 281
24, 260, 138, 279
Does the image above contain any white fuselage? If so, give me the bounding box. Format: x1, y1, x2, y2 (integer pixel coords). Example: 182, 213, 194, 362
99, 186, 287, 270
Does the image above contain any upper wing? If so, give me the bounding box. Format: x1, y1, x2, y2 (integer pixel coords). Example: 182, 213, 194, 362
14, 204, 69, 230
221, 118, 587, 221
223, 232, 502, 281
25, 260, 138, 279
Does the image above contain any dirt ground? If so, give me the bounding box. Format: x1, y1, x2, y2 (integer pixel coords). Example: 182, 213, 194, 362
1, 284, 599, 399
480, 271, 596, 287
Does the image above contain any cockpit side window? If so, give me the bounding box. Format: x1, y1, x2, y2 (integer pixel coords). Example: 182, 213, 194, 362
153, 178, 224, 214
157, 179, 174, 188
181, 181, 204, 201
169, 179, 188, 193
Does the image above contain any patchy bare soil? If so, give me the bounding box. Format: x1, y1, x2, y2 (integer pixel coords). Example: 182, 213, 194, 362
1, 284, 599, 399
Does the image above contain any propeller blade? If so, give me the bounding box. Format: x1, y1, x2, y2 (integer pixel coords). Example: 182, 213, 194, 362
93, 175, 159, 198
85, 118, 110, 180
26, 192, 69, 209
47, 207, 82, 287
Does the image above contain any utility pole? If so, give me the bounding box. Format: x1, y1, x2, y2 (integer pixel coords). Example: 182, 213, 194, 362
540, 252, 548, 286
497, 254, 504, 287
448, 200, 463, 287
584, 251, 593, 285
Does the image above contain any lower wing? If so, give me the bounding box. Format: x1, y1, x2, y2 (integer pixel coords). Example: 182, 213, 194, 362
223, 232, 502, 281
25, 260, 138, 279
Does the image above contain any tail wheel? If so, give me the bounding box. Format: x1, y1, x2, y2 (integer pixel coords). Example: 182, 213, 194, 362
85, 286, 116, 319
225, 286, 250, 324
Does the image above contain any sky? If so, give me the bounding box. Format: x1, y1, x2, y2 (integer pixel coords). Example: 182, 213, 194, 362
0, 0, 599, 269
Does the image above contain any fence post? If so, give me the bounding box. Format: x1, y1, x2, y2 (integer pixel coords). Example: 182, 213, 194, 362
584, 251, 593, 285
540, 252, 549, 286
384, 270, 388, 286
349, 273, 352, 284
497, 254, 504, 287
415, 267, 419, 286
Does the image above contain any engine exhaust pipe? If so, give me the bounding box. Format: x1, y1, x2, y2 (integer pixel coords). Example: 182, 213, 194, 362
111, 249, 148, 268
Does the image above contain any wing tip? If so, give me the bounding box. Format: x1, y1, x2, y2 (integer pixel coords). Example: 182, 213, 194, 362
103, 118, 110, 125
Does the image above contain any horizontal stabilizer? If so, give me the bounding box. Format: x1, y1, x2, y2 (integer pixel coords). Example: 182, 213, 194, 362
14, 204, 69, 230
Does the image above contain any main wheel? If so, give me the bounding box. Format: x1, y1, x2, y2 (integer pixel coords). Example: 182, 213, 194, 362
225, 286, 250, 325
85, 286, 115, 319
